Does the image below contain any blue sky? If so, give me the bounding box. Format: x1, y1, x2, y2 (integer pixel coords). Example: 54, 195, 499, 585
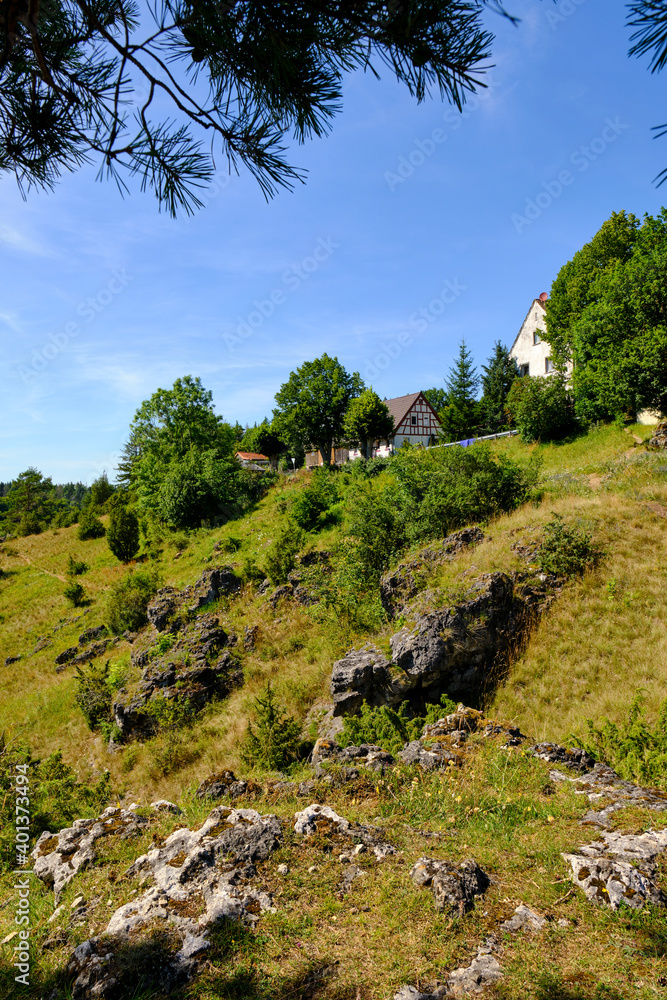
1, 0, 665, 483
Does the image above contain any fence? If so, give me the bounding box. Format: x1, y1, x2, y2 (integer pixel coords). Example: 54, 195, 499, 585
428, 429, 519, 449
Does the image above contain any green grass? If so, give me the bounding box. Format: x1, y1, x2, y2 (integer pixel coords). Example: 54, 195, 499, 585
1, 424, 667, 999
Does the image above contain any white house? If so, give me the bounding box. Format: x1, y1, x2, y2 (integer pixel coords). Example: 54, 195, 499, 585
508, 293, 559, 377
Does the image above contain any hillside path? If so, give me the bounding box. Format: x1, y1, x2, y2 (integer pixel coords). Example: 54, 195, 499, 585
17, 553, 67, 583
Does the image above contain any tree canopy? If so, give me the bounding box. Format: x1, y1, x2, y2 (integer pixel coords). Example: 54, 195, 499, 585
1, 0, 512, 216
273, 354, 364, 466
480, 341, 518, 431
545, 207, 667, 421
344, 388, 395, 459
438, 338, 481, 441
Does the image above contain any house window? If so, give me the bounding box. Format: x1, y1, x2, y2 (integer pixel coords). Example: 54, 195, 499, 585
411, 415, 417, 425
545, 357, 554, 373
519, 363, 530, 377
533, 331, 541, 345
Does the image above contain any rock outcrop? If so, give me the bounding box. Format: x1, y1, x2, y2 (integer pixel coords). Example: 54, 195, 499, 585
63, 804, 282, 998
563, 829, 667, 910
380, 527, 485, 617
146, 566, 241, 633
32, 807, 149, 902
647, 418, 667, 450
331, 571, 554, 715
112, 612, 242, 740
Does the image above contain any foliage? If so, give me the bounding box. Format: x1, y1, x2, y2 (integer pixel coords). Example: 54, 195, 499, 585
545, 208, 667, 420
106, 506, 141, 563
263, 521, 304, 584
291, 467, 340, 531
152, 451, 245, 528
339, 695, 458, 755
423, 387, 448, 414
5, 468, 54, 532
67, 554, 88, 576
273, 354, 364, 466
0, 736, 111, 871
63, 580, 87, 607
105, 568, 162, 634
88, 472, 115, 510
537, 514, 602, 577
506, 374, 575, 442
480, 340, 518, 431
74, 660, 113, 732
345, 481, 407, 582
0, 0, 506, 215
438, 338, 482, 441
576, 691, 667, 790
240, 684, 302, 772
77, 509, 106, 540
344, 388, 395, 459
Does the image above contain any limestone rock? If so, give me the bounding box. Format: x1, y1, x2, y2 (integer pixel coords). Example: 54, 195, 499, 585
499, 903, 546, 933
311, 739, 395, 775
55, 646, 78, 666
410, 857, 489, 916
563, 828, 667, 910
529, 743, 596, 773
294, 804, 351, 837
66, 805, 282, 998
331, 572, 553, 717
32, 807, 148, 902
196, 769, 260, 801
150, 800, 181, 814
647, 418, 667, 450
146, 567, 241, 633
79, 625, 108, 646
446, 937, 503, 995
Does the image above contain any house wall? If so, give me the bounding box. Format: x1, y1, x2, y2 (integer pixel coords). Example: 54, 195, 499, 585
394, 395, 441, 447
509, 301, 554, 377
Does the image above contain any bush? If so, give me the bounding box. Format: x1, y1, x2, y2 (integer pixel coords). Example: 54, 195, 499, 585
18, 511, 42, 536
63, 581, 87, 607
74, 660, 113, 731
105, 568, 161, 633
0, 737, 111, 871
107, 506, 140, 563
240, 684, 302, 772
538, 514, 602, 576
291, 468, 340, 531
78, 510, 106, 540
340, 695, 458, 755
506, 374, 576, 442
67, 554, 88, 576
576, 692, 667, 790
264, 521, 304, 584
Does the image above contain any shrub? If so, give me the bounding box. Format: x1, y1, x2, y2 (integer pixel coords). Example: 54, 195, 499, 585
63, 581, 87, 607
537, 514, 602, 576
0, 737, 111, 871
74, 660, 113, 731
506, 374, 576, 442
339, 695, 458, 755
105, 568, 161, 633
67, 554, 89, 575
107, 505, 140, 563
291, 468, 340, 531
240, 684, 302, 772
78, 510, 106, 540
576, 692, 667, 790
18, 511, 42, 536
263, 521, 304, 584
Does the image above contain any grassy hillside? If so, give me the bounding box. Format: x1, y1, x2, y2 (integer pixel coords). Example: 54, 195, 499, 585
1, 422, 666, 1000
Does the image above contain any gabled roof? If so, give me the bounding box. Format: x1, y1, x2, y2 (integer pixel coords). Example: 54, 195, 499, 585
384, 392, 422, 429
383, 391, 442, 431
236, 451, 268, 461
509, 298, 546, 356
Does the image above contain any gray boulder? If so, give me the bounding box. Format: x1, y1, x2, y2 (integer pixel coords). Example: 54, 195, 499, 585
563, 828, 667, 910
410, 857, 489, 915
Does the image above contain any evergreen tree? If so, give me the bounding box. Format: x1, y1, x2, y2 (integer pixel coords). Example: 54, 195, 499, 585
89, 472, 115, 510
107, 507, 140, 564
5, 468, 54, 534
480, 341, 518, 431
439, 339, 481, 441
0, 1, 507, 215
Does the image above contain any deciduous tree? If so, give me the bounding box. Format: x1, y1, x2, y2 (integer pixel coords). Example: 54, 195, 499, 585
273, 354, 364, 466
344, 388, 395, 459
